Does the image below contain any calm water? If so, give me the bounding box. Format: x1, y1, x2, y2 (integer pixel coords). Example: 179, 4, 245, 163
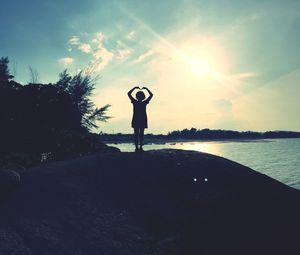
107, 138, 300, 190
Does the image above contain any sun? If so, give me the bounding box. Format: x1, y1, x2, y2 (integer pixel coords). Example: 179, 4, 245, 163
188, 57, 211, 77
170, 36, 230, 80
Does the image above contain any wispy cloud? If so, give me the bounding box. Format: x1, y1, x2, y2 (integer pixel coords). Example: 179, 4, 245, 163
115, 41, 132, 60
69, 36, 80, 45
127, 31, 136, 40
66, 32, 114, 74
85, 46, 114, 75
69, 35, 93, 54
85, 33, 114, 74
78, 43, 92, 53
235, 72, 259, 79
92, 32, 104, 46
58, 57, 74, 66
65, 31, 134, 74
131, 50, 154, 64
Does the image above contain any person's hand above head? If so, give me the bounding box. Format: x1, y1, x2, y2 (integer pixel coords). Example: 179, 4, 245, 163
128, 86, 140, 100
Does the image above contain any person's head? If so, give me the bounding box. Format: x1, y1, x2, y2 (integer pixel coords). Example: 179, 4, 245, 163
136, 91, 145, 101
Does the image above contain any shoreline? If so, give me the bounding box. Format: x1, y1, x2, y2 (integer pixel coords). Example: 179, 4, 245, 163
101, 137, 299, 145
105, 139, 300, 191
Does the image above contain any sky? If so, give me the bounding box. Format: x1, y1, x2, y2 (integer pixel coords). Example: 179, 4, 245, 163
1, 0, 300, 133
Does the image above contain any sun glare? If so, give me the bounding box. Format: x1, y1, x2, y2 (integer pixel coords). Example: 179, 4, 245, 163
170, 37, 230, 81
188, 58, 211, 77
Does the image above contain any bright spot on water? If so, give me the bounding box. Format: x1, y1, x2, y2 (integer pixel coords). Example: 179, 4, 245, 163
205, 178, 208, 182
193, 178, 197, 182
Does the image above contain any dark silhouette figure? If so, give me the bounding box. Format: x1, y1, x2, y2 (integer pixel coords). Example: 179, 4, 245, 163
128, 86, 153, 152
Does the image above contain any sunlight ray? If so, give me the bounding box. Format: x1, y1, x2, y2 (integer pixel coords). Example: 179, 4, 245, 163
118, 4, 187, 59
117, 3, 263, 109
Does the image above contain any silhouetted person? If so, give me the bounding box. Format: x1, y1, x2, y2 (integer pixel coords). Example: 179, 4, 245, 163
128, 86, 153, 152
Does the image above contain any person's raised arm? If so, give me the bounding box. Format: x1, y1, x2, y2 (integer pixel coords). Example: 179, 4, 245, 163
128, 86, 139, 102
142, 87, 153, 102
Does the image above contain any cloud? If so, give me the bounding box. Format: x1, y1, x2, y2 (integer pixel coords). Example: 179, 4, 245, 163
93, 47, 113, 61
69, 36, 80, 45
78, 43, 92, 53
69, 36, 92, 53
127, 31, 136, 40
86, 33, 114, 73
69, 33, 100, 54
85, 47, 114, 74
66, 32, 114, 74
115, 41, 132, 60
65, 31, 134, 74
92, 32, 105, 46
235, 72, 259, 79
58, 57, 74, 66
131, 50, 154, 64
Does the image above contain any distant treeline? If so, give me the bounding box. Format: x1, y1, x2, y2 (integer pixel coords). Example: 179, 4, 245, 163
167, 128, 300, 139
99, 128, 300, 142
0, 57, 110, 158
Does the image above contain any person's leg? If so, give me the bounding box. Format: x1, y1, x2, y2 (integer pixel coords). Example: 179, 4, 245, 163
139, 128, 145, 150
134, 128, 139, 151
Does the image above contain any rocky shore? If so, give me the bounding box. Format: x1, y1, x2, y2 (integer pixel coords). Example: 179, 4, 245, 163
0, 149, 299, 254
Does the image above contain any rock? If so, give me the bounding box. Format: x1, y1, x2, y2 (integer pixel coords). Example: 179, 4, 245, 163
0, 149, 299, 255
0, 170, 21, 194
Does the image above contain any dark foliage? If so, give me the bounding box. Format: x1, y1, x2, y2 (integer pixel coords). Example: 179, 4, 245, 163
55, 70, 111, 131
0, 57, 110, 157
167, 128, 300, 139
0, 57, 14, 85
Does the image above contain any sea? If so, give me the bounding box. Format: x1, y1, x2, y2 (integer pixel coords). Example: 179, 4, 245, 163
107, 138, 300, 190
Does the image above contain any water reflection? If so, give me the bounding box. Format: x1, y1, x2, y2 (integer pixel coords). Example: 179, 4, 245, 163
179, 142, 222, 156
107, 138, 300, 190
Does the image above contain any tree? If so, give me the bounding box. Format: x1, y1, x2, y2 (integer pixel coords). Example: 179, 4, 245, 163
55, 70, 111, 131
0, 57, 111, 154
83, 104, 111, 130
0, 57, 14, 85
28, 66, 40, 84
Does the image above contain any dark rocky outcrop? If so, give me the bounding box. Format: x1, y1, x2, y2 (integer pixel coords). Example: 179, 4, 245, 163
0, 170, 21, 195
0, 149, 299, 255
